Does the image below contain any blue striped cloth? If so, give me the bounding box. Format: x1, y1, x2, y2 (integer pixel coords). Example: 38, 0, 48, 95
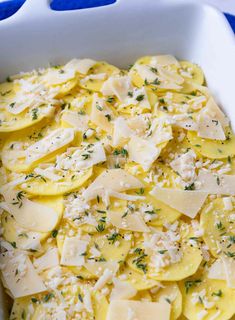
0, 0, 234, 33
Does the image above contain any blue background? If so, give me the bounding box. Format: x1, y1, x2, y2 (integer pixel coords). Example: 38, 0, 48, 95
0, 0, 234, 33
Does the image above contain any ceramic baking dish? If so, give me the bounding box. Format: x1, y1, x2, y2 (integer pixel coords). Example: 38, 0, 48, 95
0, 0, 234, 318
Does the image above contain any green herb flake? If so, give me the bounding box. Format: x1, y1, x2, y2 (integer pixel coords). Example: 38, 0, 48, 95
184, 279, 202, 293
212, 290, 222, 297
136, 94, 145, 102
184, 183, 195, 191
51, 229, 58, 238
32, 108, 39, 120
43, 293, 55, 303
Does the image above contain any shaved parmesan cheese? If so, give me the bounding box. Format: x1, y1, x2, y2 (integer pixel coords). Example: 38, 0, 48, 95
44, 67, 75, 86
208, 259, 225, 280
128, 136, 160, 171
151, 55, 180, 67
0, 251, 46, 298
223, 197, 233, 211
33, 248, 59, 272
221, 254, 235, 288
147, 118, 173, 145
101, 75, 132, 102
173, 115, 198, 131
158, 67, 184, 85
81, 72, 106, 84
107, 299, 171, 320
197, 310, 208, 320
205, 97, 229, 129
34, 167, 61, 181
112, 117, 134, 147
55, 143, 106, 172
197, 171, 235, 195
150, 187, 208, 218
61, 111, 89, 131
83, 287, 93, 313
65, 58, 97, 75
25, 128, 74, 164
83, 169, 143, 201
208, 256, 235, 288
127, 114, 149, 134
85, 261, 119, 277
197, 113, 225, 141
197, 97, 229, 140
108, 210, 150, 232
110, 278, 137, 301
107, 190, 145, 202
93, 268, 114, 291
118, 87, 151, 111
60, 237, 88, 267
90, 94, 113, 133
1, 190, 59, 232
170, 150, 196, 182
135, 64, 157, 83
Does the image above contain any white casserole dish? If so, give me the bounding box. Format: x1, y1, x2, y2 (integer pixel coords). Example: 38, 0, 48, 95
0, 0, 234, 318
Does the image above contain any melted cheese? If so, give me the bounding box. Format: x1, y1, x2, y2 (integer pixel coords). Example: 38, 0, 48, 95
150, 187, 208, 218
